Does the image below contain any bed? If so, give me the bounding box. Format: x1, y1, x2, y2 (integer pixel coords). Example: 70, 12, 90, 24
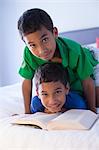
0, 82, 99, 150
0, 27, 99, 150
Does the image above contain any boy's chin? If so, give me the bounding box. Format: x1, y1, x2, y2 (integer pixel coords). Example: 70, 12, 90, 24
45, 108, 62, 114
40, 57, 52, 61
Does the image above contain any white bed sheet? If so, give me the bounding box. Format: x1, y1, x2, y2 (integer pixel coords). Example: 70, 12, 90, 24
0, 83, 24, 118
0, 83, 99, 150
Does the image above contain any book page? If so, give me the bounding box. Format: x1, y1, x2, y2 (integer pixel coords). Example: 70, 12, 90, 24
12, 112, 61, 129
47, 109, 98, 130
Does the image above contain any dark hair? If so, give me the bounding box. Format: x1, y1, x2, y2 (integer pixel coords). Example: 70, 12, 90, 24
34, 62, 69, 88
18, 8, 54, 40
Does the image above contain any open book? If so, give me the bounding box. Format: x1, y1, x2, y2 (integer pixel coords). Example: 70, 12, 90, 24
12, 109, 98, 130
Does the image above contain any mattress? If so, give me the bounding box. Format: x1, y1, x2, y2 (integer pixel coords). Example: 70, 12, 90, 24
0, 82, 99, 150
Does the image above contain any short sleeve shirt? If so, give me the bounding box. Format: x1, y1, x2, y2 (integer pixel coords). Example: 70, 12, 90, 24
19, 37, 98, 95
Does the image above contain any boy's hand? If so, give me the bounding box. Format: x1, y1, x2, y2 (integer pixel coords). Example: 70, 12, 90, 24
44, 108, 54, 114
91, 107, 97, 113
50, 57, 62, 63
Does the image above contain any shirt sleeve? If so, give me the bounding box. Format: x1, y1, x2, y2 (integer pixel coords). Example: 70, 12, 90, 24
18, 47, 35, 79
30, 96, 45, 113
19, 59, 34, 79
77, 46, 98, 80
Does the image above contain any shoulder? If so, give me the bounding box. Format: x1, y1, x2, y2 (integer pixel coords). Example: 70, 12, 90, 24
57, 37, 83, 59
58, 37, 81, 48
57, 37, 82, 55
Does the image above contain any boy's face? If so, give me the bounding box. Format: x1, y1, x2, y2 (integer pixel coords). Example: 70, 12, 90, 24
37, 81, 69, 113
23, 26, 58, 60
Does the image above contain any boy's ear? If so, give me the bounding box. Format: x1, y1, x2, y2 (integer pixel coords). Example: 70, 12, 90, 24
65, 83, 70, 95
36, 87, 39, 96
36, 89, 41, 99
53, 27, 58, 38
37, 91, 40, 99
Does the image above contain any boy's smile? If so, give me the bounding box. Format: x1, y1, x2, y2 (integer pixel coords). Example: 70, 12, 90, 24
23, 26, 58, 60
38, 81, 69, 113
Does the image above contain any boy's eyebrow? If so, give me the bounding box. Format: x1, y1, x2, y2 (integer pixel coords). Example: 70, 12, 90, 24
41, 87, 62, 93
28, 41, 35, 44
54, 87, 62, 91
27, 34, 48, 45
41, 90, 47, 93
40, 33, 48, 39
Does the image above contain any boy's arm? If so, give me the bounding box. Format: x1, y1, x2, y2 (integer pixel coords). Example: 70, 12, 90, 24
82, 77, 96, 113
22, 79, 32, 114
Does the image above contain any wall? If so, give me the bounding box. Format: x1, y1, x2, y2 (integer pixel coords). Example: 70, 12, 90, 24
16, 0, 99, 32
0, 0, 99, 86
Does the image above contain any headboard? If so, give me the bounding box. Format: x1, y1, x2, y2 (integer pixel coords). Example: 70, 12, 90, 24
59, 27, 99, 45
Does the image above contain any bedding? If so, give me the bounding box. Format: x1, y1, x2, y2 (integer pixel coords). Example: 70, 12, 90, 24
0, 82, 99, 150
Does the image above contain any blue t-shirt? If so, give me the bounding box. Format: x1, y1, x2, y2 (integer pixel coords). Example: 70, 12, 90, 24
30, 91, 87, 113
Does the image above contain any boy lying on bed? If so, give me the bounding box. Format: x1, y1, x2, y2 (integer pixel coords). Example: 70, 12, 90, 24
18, 8, 99, 113
30, 62, 87, 114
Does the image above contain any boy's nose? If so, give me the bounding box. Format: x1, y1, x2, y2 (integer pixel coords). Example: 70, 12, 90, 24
38, 45, 44, 54
38, 49, 43, 55
48, 96, 57, 105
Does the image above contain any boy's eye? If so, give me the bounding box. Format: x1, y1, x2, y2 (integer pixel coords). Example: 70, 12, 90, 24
29, 44, 36, 48
56, 90, 62, 94
41, 93, 48, 97
42, 37, 49, 43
